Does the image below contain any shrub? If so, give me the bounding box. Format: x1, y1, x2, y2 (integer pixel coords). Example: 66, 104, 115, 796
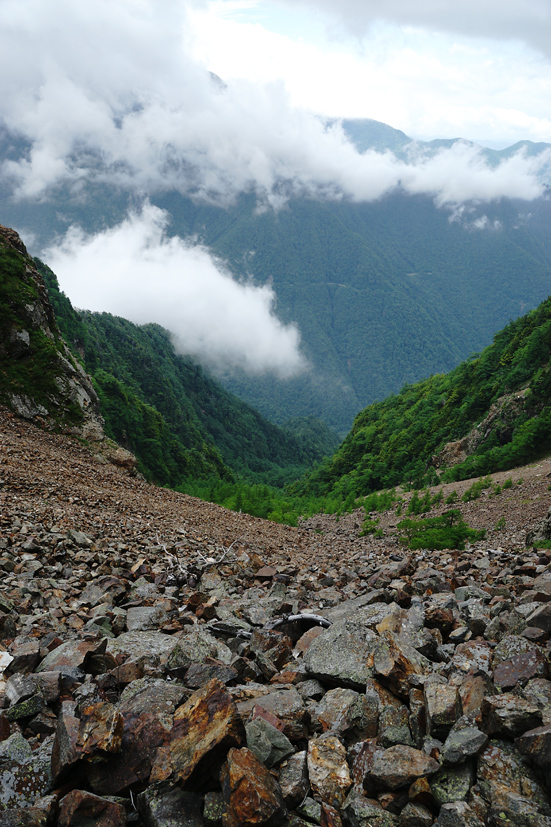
461, 476, 493, 502
397, 510, 486, 550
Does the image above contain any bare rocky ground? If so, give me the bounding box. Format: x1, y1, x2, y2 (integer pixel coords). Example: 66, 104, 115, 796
3, 404, 551, 826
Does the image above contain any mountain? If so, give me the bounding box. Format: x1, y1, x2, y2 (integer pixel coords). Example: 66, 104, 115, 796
2, 120, 551, 432
294, 291, 551, 500
36, 257, 339, 489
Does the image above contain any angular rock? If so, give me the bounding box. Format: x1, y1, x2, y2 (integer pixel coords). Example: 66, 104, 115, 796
367, 746, 439, 791
526, 602, 551, 632
126, 605, 168, 632
184, 659, 238, 689
138, 786, 203, 827
373, 633, 428, 700
278, 750, 309, 808
450, 641, 492, 676
316, 687, 378, 743
516, 723, 551, 767
441, 726, 488, 765
429, 762, 475, 807
57, 789, 126, 827
458, 672, 494, 718
399, 802, 433, 827
77, 701, 124, 758
308, 732, 352, 808
166, 629, 232, 677
203, 790, 225, 827
246, 716, 294, 768
221, 746, 287, 827
378, 705, 413, 748
158, 678, 246, 787
342, 791, 399, 826
239, 687, 307, 742
51, 700, 80, 784
477, 740, 551, 827
435, 801, 484, 827
304, 620, 377, 690
424, 682, 461, 739
481, 693, 542, 738
493, 648, 548, 689
88, 678, 185, 794
0, 735, 53, 810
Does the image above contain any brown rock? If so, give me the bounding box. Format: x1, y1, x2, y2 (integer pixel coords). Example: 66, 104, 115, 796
373, 633, 428, 699
163, 678, 246, 786
77, 701, 124, 758
221, 746, 287, 826
51, 700, 80, 784
424, 682, 461, 739
516, 723, 551, 767
88, 678, 184, 795
459, 672, 495, 718
295, 626, 325, 654
493, 648, 548, 689
58, 789, 126, 827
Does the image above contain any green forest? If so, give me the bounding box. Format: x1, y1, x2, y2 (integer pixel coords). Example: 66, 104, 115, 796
295, 293, 551, 501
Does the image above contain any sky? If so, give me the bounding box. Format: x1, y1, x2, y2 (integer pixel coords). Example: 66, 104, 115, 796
191, 0, 551, 147
2, 0, 551, 376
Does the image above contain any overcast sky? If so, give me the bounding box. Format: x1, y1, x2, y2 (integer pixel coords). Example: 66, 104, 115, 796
2, 0, 550, 376
193, 0, 551, 146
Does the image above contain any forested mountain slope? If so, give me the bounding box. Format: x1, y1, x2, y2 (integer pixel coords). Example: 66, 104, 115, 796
39, 260, 338, 488
294, 293, 551, 500
2, 119, 551, 431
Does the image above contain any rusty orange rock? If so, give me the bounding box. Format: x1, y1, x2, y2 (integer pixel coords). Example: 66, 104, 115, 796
168, 678, 246, 786
221, 746, 287, 827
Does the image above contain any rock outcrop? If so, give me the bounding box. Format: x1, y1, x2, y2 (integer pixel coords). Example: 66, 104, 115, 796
0, 225, 104, 440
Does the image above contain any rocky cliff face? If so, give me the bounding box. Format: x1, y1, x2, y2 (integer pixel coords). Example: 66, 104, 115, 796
0, 225, 104, 440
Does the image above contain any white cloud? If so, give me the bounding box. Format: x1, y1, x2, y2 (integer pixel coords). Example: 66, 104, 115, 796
43, 203, 307, 377
0, 0, 549, 211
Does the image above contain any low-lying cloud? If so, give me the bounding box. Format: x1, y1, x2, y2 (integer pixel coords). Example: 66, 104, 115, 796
0, 0, 549, 212
43, 204, 307, 377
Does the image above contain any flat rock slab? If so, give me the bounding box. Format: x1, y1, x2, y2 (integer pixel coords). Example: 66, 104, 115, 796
304, 621, 377, 689
106, 631, 178, 662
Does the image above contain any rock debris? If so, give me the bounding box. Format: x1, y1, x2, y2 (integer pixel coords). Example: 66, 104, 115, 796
2, 405, 551, 825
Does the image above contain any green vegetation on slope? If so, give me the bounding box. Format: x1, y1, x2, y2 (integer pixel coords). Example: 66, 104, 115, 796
0, 236, 83, 427
39, 259, 339, 494
294, 294, 551, 499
